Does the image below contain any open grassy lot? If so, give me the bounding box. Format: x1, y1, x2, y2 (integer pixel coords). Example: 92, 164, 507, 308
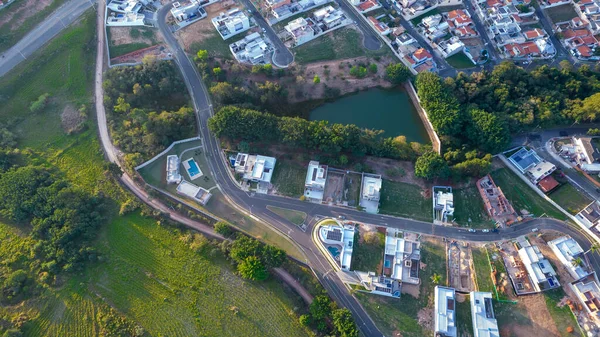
107, 26, 159, 58
545, 4, 578, 24
0, 11, 95, 148
294, 27, 391, 64
355, 240, 446, 337
350, 228, 384, 272
453, 186, 494, 228
490, 167, 565, 220
456, 295, 474, 336
472, 246, 494, 293
271, 160, 306, 197
446, 52, 475, 69
548, 183, 593, 215
267, 206, 307, 225
0, 0, 68, 53
544, 289, 583, 337
189, 32, 235, 59
379, 180, 432, 222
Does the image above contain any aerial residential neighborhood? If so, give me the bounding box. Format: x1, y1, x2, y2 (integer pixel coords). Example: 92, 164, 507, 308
3, 0, 600, 336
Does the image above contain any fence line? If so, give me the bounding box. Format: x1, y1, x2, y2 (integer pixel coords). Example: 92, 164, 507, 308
135, 136, 201, 170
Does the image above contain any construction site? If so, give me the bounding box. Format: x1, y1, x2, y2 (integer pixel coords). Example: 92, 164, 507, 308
447, 241, 476, 292
477, 174, 518, 227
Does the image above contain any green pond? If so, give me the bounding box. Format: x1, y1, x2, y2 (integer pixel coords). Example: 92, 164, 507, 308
309, 87, 429, 144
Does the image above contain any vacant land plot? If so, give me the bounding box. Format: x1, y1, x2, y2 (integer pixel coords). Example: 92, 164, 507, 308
0, 0, 68, 53
350, 225, 384, 272
294, 26, 391, 64
545, 4, 578, 24
267, 206, 307, 225
446, 52, 475, 69
472, 246, 494, 293
379, 180, 431, 222
344, 172, 362, 206
271, 160, 306, 197
456, 294, 474, 336
545, 289, 582, 337
548, 183, 592, 215
0, 11, 95, 148
453, 186, 494, 228
490, 167, 565, 220
355, 239, 446, 337
324, 169, 345, 204
107, 26, 162, 58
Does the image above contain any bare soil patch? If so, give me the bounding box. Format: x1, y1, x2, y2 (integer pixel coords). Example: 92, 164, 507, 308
0, 0, 53, 30
108, 26, 157, 46
505, 295, 561, 337
61, 104, 87, 134
363, 157, 424, 187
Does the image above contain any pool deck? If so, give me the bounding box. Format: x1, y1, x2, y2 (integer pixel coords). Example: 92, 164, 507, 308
183, 158, 203, 180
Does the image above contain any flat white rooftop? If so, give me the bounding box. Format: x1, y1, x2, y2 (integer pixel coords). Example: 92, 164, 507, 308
233, 153, 276, 183
470, 292, 499, 337
549, 236, 589, 280
518, 240, 559, 291
435, 286, 457, 337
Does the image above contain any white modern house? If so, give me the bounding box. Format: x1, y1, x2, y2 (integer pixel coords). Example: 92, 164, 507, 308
107, 0, 146, 14
106, 12, 146, 26
233, 153, 276, 193
470, 292, 499, 337
517, 238, 560, 292
383, 228, 420, 284
433, 186, 454, 223
318, 221, 355, 271
508, 147, 556, 183
212, 8, 251, 39
166, 155, 182, 184
176, 180, 212, 205
170, 0, 207, 23
570, 272, 600, 322
359, 174, 382, 214
549, 236, 590, 280
435, 286, 457, 337
285, 17, 315, 46
229, 32, 272, 64
304, 161, 328, 203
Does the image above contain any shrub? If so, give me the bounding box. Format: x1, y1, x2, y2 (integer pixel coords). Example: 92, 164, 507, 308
29, 93, 50, 113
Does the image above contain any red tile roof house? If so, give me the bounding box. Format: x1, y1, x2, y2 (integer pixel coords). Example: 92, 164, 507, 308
357, 0, 380, 13
504, 41, 541, 57
455, 26, 478, 37
447, 9, 472, 28
524, 28, 546, 40
404, 48, 434, 69
368, 16, 391, 35
545, 0, 570, 6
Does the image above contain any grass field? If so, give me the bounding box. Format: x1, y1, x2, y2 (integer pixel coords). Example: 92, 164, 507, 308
472, 247, 494, 293
379, 181, 432, 222
271, 160, 306, 197
446, 52, 475, 69
355, 240, 446, 337
453, 186, 494, 228
544, 4, 578, 23
294, 27, 391, 64
267, 206, 307, 226
456, 295, 474, 336
350, 229, 384, 272
490, 167, 565, 219
0, 11, 95, 148
0, 0, 69, 53
190, 32, 235, 59
548, 183, 593, 215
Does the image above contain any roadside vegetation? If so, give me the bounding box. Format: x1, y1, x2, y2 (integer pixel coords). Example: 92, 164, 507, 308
266, 206, 307, 226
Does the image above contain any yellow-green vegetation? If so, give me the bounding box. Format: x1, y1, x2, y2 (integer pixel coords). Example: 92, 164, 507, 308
350, 228, 384, 273
190, 32, 234, 59
548, 183, 593, 215
107, 26, 159, 58
490, 167, 565, 219
294, 27, 391, 64
271, 160, 307, 197
355, 240, 446, 337
472, 246, 494, 293
453, 186, 494, 228
0, 0, 69, 53
267, 206, 307, 226
544, 289, 583, 337
379, 180, 432, 222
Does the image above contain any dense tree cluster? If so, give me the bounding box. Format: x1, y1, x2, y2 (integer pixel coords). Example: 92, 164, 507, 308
103, 60, 195, 170
225, 234, 286, 281
300, 295, 358, 337
209, 106, 423, 161
385, 63, 412, 84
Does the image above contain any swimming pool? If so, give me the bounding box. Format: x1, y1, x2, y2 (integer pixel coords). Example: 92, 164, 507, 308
183, 158, 202, 180
327, 246, 340, 259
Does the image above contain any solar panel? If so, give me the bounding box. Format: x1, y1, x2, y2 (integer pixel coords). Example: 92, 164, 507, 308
326, 229, 342, 241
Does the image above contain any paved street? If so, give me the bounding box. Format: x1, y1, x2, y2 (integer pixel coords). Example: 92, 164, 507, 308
334, 0, 381, 50
236, 0, 295, 66
0, 0, 94, 77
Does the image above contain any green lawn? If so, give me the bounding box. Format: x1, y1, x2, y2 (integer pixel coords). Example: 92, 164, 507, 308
453, 186, 494, 228
190, 32, 236, 59
544, 4, 578, 24
490, 167, 565, 219
446, 52, 475, 69
350, 229, 384, 273
472, 247, 494, 293
545, 289, 584, 337
548, 183, 593, 215
294, 27, 390, 64
355, 240, 446, 337
456, 295, 474, 337
379, 180, 432, 222
271, 160, 306, 197
0, 0, 69, 53
109, 42, 152, 58
267, 205, 307, 226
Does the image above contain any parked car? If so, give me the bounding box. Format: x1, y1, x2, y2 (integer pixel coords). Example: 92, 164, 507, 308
492, 228, 499, 233
482, 229, 490, 233
468, 229, 476, 233
531, 228, 539, 232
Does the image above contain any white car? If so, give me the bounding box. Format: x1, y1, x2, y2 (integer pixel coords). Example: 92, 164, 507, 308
531, 228, 539, 232
468, 228, 476, 233
482, 229, 490, 233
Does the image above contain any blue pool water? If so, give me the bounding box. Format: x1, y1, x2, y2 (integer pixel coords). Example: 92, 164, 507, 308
327, 246, 340, 258
187, 160, 200, 177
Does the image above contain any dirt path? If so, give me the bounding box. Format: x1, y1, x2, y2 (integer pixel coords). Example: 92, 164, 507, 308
273, 268, 314, 304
